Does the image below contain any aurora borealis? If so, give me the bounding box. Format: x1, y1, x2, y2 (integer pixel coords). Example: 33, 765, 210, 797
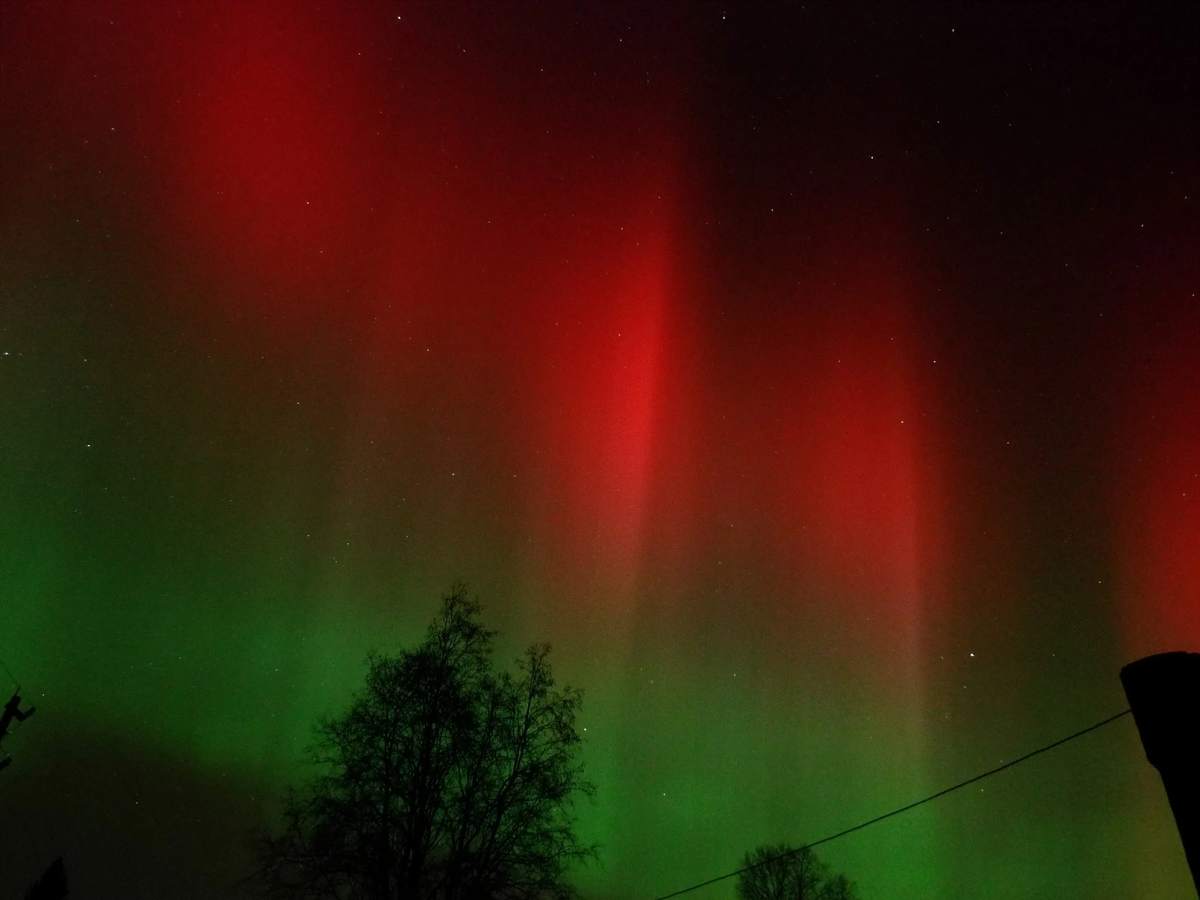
1, 2, 1198, 897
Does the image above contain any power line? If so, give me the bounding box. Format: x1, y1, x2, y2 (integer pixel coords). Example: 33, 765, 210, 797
0, 655, 19, 691
651, 708, 1134, 900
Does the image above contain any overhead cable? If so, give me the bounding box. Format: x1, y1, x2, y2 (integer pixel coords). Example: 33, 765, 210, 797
650, 708, 1134, 900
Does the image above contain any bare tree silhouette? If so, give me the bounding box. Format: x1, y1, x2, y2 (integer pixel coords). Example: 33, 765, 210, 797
736, 844, 859, 900
257, 587, 595, 900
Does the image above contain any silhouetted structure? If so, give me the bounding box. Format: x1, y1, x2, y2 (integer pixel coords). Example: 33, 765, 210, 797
0, 690, 36, 771
24, 857, 67, 900
1121, 651, 1200, 895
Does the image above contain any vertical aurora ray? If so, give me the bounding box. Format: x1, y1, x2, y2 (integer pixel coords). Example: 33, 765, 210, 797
1116, 268, 1200, 658
602, 208, 955, 896
524, 197, 675, 615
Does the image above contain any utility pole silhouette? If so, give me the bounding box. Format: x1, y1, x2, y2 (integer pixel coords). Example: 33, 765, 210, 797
1122, 651, 1200, 896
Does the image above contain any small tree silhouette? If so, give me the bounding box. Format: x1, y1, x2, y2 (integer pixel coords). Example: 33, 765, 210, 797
257, 586, 595, 900
736, 844, 860, 900
820, 874, 857, 900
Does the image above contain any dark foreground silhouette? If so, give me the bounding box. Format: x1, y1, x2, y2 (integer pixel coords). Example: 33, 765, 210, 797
24, 857, 67, 900
0, 690, 36, 771
736, 844, 860, 900
1122, 651, 1200, 895
256, 586, 595, 900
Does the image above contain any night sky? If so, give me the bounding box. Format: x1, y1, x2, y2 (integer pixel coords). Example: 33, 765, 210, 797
1, 2, 1198, 898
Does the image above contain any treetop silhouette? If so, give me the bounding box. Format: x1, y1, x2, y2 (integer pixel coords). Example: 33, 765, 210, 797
257, 586, 595, 900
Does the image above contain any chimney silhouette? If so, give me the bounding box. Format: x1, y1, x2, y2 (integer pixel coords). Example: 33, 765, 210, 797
1121, 651, 1200, 895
